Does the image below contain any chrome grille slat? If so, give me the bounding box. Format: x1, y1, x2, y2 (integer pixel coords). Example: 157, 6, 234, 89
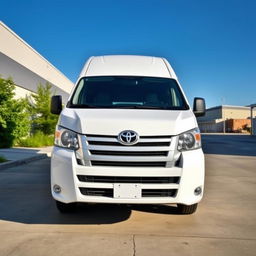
86, 137, 118, 142
86, 134, 116, 138
87, 141, 170, 147
89, 150, 168, 156
86, 136, 172, 143
87, 145, 171, 151
89, 155, 168, 161
86, 135, 172, 139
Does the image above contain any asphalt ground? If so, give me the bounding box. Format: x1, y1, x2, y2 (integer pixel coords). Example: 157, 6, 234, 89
0, 135, 255, 256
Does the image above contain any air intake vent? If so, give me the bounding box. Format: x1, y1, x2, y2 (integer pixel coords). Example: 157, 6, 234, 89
142, 189, 177, 197
77, 175, 180, 184
79, 188, 177, 198
79, 188, 113, 197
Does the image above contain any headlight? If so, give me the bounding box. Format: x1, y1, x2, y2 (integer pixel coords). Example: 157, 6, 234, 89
177, 128, 201, 151
54, 126, 79, 150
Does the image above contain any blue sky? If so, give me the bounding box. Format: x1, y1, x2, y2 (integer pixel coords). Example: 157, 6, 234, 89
1, 0, 255, 108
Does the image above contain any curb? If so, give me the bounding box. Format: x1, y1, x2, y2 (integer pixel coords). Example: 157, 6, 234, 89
0, 154, 48, 171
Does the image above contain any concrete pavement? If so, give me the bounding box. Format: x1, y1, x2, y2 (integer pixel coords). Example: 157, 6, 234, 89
0, 135, 255, 256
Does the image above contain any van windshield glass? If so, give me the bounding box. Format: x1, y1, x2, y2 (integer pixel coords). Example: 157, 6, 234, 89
70, 76, 189, 110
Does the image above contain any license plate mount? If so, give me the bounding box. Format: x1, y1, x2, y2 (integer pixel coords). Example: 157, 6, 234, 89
114, 183, 142, 199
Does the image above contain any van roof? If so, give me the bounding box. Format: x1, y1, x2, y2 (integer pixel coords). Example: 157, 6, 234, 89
79, 55, 177, 79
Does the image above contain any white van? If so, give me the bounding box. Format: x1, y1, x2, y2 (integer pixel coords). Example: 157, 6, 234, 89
51, 55, 205, 214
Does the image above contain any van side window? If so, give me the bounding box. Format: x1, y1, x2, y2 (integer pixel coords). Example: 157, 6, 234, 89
72, 79, 84, 104
170, 87, 180, 107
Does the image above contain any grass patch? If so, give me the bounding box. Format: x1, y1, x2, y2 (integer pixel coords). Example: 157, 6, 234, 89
0, 155, 7, 163
16, 132, 54, 147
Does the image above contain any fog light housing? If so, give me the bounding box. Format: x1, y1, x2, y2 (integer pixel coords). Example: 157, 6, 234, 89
194, 186, 202, 195
53, 184, 61, 193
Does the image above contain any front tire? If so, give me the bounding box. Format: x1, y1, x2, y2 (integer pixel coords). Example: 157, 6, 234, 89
55, 200, 77, 213
177, 203, 198, 214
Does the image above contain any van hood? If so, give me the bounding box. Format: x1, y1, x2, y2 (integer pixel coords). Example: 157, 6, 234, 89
58, 108, 197, 136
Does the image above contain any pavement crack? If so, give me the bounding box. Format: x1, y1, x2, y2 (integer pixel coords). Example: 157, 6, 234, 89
132, 234, 136, 256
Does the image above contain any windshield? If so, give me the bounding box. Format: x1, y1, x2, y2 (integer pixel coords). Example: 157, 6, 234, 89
69, 76, 189, 110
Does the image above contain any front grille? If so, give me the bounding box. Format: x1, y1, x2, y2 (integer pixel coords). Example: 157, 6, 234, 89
79, 187, 177, 198
77, 134, 173, 168
77, 175, 180, 184
91, 161, 166, 167
89, 150, 168, 156
87, 141, 170, 147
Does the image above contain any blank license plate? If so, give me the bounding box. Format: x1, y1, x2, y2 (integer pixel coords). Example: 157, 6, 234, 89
114, 184, 142, 199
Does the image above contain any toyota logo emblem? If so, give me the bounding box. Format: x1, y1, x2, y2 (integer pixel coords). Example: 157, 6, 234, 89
118, 130, 139, 145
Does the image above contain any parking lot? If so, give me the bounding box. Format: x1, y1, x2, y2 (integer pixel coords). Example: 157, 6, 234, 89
0, 134, 255, 256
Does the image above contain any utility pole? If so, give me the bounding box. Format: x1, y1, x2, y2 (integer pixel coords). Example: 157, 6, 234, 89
250, 104, 256, 135
221, 98, 226, 133
223, 106, 226, 133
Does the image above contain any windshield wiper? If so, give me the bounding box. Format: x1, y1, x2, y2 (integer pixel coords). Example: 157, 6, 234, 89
112, 105, 167, 109
137, 105, 165, 109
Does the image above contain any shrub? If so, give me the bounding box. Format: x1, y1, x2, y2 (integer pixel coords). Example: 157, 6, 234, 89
27, 82, 58, 135
0, 155, 7, 163
16, 131, 54, 147
0, 77, 30, 148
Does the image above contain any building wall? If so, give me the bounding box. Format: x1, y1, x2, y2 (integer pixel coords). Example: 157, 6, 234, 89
13, 85, 33, 99
198, 106, 256, 122
223, 107, 254, 119
198, 119, 224, 133
226, 119, 251, 132
0, 21, 74, 102
198, 105, 256, 133
197, 107, 222, 122
253, 119, 256, 135
0, 52, 70, 102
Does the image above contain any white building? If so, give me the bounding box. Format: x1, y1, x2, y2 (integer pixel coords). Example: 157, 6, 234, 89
0, 21, 73, 103
197, 105, 256, 134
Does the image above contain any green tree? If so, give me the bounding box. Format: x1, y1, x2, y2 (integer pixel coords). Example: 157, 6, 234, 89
0, 77, 30, 148
28, 82, 58, 135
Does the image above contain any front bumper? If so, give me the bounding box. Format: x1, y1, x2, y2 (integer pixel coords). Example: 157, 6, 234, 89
51, 146, 205, 205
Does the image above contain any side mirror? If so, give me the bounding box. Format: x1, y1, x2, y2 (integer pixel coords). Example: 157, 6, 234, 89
193, 97, 206, 117
51, 95, 62, 115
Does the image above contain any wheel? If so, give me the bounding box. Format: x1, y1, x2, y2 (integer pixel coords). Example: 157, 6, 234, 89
177, 203, 198, 214
55, 200, 77, 213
